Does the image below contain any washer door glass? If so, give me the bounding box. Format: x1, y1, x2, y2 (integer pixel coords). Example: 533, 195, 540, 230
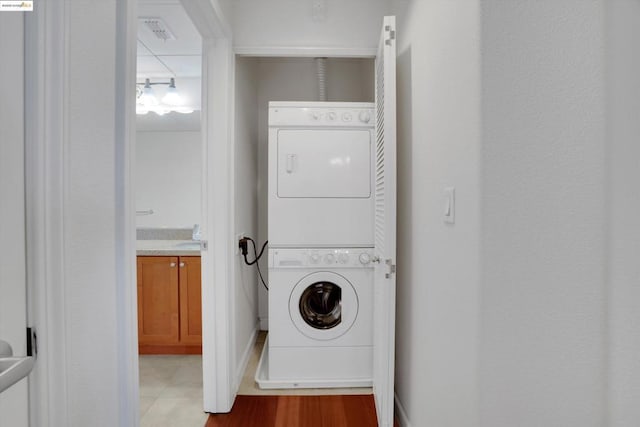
289, 271, 358, 341
299, 281, 342, 329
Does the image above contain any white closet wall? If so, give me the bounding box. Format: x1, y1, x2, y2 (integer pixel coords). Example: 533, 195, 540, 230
233, 57, 261, 386
231, 0, 389, 52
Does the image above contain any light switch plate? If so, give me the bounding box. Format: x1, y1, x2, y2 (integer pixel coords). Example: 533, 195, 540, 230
443, 187, 455, 224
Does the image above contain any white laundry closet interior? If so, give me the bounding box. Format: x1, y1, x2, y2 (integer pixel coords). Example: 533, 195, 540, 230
233, 56, 375, 340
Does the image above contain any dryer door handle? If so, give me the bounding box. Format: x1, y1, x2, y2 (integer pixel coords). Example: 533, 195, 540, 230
286, 154, 296, 173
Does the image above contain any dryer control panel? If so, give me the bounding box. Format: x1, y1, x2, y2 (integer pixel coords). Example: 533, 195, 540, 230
269, 102, 375, 128
269, 248, 375, 269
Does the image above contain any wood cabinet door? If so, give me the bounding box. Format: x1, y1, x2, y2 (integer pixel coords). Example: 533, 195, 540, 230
137, 256, 180, 346
178, 256, 202, 345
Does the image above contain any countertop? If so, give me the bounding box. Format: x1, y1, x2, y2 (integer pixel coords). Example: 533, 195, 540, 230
136, 240, 201, 256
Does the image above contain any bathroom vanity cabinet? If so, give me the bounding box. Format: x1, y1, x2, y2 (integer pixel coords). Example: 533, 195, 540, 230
137, 256, 202, 354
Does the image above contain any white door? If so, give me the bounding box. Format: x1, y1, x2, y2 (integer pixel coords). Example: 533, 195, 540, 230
0, 13, 29, 427
373, 16, 397, 427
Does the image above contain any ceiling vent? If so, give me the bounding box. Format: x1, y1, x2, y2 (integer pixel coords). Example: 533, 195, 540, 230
140, 17, 176, 41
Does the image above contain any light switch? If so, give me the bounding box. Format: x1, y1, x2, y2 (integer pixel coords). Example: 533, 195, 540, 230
443, 187, 455, 224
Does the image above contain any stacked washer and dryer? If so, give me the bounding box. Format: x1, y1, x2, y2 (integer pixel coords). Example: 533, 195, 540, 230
256, 101, 376, 389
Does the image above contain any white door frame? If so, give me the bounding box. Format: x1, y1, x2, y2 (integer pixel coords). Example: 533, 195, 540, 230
24, 0, 140, 425
25, 0, 236, 422
0, 11, 28, 426
179, 0, 234, 413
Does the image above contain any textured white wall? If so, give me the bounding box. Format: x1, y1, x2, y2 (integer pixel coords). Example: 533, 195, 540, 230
607, 1, 640, 425
394, 1, 617, 426
135, 130, 202, 228
479, 2, 607, 426
233, 57, 260, 385
0, 12, 28, 427
254, 57, 374, 328
231, 0, 389, 52
393, 1, 481, 425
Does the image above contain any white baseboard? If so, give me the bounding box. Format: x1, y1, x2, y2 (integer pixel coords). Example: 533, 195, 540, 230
234, 323, 259, 391
395, 392, 412, 427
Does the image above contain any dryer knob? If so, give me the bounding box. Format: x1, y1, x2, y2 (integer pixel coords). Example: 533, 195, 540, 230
310, 112, 321, 120
359, 253, 371, 265
324, 253, 336, 264
338, 253, 350, 264
327, 112, 337, 121
310, 253, 321, 263
359, 111, 371, 123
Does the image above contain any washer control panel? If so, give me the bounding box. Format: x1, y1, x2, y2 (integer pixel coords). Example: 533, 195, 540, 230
270, 248, 375, 269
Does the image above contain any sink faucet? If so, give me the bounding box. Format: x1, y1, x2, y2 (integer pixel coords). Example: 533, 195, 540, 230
192, 224, 202, 241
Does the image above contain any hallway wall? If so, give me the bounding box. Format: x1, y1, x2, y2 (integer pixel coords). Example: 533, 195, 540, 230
479, 2, 607, 426
394, 1, 639, 426
607, 1, 640, 425
394, 1, 482, 425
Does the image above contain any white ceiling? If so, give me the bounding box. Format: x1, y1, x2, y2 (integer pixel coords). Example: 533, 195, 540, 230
137, 0, 202, 79
137, 0, 202, 129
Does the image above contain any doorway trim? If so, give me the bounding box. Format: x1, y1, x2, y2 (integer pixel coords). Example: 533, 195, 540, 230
24, 0, 141, 425
180, 0, 235, 413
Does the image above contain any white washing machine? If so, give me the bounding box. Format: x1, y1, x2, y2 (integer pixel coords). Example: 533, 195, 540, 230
268, 102, 375, 248
259, 247, 374, 388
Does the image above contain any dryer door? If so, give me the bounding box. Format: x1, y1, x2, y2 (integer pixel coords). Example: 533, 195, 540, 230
289, 271, 358, 341
277, 129, 371, 198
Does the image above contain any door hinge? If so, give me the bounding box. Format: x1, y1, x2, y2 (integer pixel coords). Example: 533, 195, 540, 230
385, 26, 396, 46
200, 240, 208, 251
26, 327, 37, 357
385, 259, 396, 279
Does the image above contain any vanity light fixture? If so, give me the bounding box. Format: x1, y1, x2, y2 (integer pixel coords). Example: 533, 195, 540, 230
136, 77, 194, 115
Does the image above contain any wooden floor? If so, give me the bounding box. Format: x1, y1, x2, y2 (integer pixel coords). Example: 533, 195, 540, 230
205, 395, 381, 427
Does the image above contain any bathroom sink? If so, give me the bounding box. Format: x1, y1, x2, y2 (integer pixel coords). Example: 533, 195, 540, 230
174, 241, 201, 249
0, 356, 35, 394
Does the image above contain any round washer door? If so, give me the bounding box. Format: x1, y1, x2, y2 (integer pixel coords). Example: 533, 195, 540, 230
289, 271, 359, 341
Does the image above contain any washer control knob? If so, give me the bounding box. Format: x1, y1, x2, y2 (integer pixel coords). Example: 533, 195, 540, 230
327, 111, 337, 121
310, 112, 321, 120
359, 253, 371, 265
359, 111, 371, 123
324, 253, 336, 264
310, 253, 321, 264
338, 253, 350, 264
342, 112, 353, 122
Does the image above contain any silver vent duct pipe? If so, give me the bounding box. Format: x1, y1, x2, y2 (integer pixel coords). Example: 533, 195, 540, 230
315, 57, 327, 102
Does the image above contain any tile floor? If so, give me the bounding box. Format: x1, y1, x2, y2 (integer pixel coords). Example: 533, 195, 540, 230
139, 354, 207, 427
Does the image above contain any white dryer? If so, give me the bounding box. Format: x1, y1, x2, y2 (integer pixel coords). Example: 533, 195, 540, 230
268, 102, 375, 247
261, 247, 374, 388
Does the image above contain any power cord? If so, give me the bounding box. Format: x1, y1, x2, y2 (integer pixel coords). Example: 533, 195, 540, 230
239, 237, 269, 291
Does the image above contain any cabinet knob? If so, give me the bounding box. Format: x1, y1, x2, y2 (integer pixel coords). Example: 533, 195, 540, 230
179, 262, 185, 267
170, 262, 176, 267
